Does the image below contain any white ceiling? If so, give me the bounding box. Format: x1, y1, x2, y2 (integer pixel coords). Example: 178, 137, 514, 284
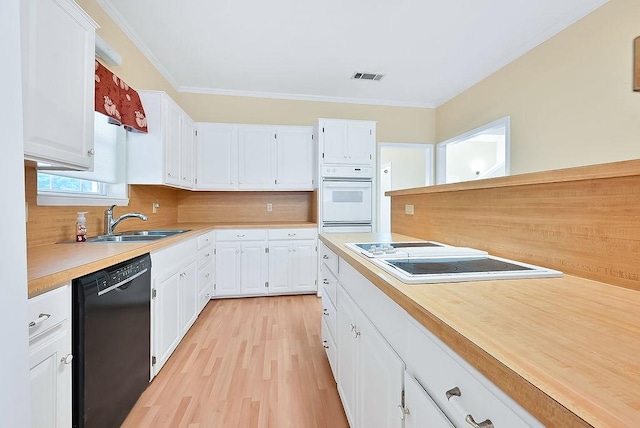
98, 0, 609, 108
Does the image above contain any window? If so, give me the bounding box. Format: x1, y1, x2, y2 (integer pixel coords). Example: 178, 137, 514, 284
37, 112, 129, 206
436, 117, 510, 184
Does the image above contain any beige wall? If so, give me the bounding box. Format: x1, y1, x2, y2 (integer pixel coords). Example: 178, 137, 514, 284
77, 0, 435, 144
436, 0, 640, 175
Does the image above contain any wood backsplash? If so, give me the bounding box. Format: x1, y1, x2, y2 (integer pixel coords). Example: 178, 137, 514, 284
177, 190, 315, 223
25, 166, 180, 247
390, 161, 640, 291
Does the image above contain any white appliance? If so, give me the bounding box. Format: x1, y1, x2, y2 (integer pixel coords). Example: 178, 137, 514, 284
320, 166, 373, 233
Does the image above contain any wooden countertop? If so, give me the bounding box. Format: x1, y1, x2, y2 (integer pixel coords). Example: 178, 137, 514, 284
27, 222, 316, 298
319, 232, 640, 428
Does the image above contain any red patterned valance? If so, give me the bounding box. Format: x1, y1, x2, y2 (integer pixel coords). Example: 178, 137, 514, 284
94, 60, 148, 133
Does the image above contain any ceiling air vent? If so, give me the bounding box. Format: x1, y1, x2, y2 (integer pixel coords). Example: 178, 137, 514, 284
352, 72, 385, 81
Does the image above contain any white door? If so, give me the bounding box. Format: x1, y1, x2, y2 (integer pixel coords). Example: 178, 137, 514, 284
276, 127, 314, 189
196, 123, 238, 190
214, 242, 241, 296
154, 271, 181, 373
404, 372, 454, 428
291, 240, 317, 292
347, 122, 374, 166
358, 314, 404, 428
21, 0, 96, 170
268, 241, 291, 293
240, 241, 268, 295
337, 286, 359, 427
180, 114, 195, 188
321, 120, 348, 164
29, 323, 72, 428
181, 260, 198, 334
238, 126, 276, 190
164, 100, 182, 186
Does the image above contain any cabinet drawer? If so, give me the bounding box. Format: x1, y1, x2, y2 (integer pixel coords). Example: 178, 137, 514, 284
321, 291, 337, 340
28, 284, 71, 339
320, 265, 338, 305
216, 229, 267, 241
321, 318, 337, 381
405, 319, 542, 428
319, 241, 338, 276
197, 246, 214, 267
197, 231, 215, 249
198, 262, 214, 289
268, 228, 317, 240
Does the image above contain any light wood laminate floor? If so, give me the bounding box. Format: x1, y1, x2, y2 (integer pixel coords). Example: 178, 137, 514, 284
122, 295, 348, 427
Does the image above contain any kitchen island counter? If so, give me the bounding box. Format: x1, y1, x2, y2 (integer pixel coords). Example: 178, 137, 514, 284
320, 232, 640, 428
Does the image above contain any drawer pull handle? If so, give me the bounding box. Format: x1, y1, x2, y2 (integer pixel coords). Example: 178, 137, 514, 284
205, 273, 210, 278
61, 354, 73, 365
287, 233, 296, 236
323, 279, 329, 284
323, 309, 329, 316
323, 255, 329, 259
205, 253, 211, 257
322, 340, 329, 349
237, 234, 245, 237
28, 313, 51, 328
446, 386, 494, 428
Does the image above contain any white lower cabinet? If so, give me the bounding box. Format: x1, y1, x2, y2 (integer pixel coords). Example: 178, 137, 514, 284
329, 251, 543, 428
268, 228, 317, 294
214, 241, 243, 296
337, 285, 404, 428
403, 371, 454, 428
151, 237, 197, 375
28, 284, 72, 428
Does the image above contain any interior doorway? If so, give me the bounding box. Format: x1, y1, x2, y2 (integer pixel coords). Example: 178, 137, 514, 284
377, 143, 434, 233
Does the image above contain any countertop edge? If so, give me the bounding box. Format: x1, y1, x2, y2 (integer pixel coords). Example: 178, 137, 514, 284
319, 234, 591, 428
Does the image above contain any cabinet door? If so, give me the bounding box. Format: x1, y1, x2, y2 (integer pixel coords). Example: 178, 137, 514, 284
276, 127, 314, 190
320, 120, 348, 164
196, 123, 238, 189
180, 114, 195, 189
164, 100, 182, 186
21, 0, 96, 169
154, 271, 181, 373
358, 314, 404, 428
29, 323, 72, 428
291, 240, 317, 292
240, 241, 268, 295
268, 241, 292, 293
215, 242, 241, 296
404, 372, 454, 428
238, 126, 276, 190
181, 259, 198, 335
337, 286, 359, 427
346, 121, 374, 166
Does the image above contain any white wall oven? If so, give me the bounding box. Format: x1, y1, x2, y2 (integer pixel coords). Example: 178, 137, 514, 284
320, 166, 373, 233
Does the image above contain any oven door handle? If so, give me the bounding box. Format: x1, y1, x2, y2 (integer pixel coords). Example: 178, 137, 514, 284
322, 181, 371, 188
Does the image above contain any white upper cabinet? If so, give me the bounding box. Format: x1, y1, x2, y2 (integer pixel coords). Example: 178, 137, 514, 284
196, 123, 315, 191
21, 0, 97, 170
318, 119, 376, 167
196, 123, 238, 189
127, 91, 195, 189
276, 127, 314, 189
238, 126, 277, 190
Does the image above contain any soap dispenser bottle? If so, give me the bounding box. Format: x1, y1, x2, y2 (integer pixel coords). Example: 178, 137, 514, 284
76, 212, 88, 242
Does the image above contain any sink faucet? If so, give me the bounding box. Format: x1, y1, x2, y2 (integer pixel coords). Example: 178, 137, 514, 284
104, 205, 148, 235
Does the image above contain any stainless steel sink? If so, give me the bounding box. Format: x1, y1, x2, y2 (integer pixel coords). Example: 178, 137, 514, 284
68, 229, 191, 243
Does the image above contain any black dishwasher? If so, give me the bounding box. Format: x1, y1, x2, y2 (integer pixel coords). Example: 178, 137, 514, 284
72, 253, 151, 428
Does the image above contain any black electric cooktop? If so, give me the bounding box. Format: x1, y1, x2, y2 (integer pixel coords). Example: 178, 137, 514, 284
387, 257, 534, 275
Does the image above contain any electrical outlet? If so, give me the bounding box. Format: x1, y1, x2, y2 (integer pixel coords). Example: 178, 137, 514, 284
267, 203, 273, 212
405, 204, 415, 215
152, 202, 160, 214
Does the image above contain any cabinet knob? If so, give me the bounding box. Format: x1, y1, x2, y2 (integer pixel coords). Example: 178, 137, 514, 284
87, 149, 95, 156
205, 253, 211, 258
323, 255, 329, 260
167, 172, 173, 177
205, 273, 210, 278
28, 313, 51, 328
61, 354, 73, 365
322, 340, 329, 349
183, 177, 188, 181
